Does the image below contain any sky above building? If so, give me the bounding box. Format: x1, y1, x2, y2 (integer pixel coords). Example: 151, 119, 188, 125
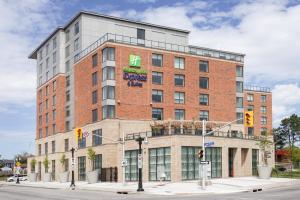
0, 0, 300, 158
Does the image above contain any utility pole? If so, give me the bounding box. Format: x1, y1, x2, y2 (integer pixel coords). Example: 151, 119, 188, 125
16, 157, 20, 184
202, 120, 206, 190
70, 147, 75, 190
136, 136, 144, 192
122, 131, 126, 186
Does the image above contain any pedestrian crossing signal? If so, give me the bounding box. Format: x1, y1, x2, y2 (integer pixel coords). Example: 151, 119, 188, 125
198, 150, 204, 159
244, 111, 254, 127
75, 128, 83, 140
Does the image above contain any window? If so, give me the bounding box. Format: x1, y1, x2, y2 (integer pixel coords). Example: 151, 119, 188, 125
46, 85, 49, 96
52, 37, 57, 49
64, 139, 69, 152
174, 74, 184, 86
261, 106, 266, 114
174, 92, 185, 104
102, 105, 115, 119
152, 54, 163, 67
92, 109, 98, 122
39, 103, 42, 113
53, 51, 56, 64
65, 60, 70, 72
199, 77, 209, 89
74, 38, 79, 51
51, 161, 55, 180
137, 28, 145, 40
39, 116, 42, 125
236, 65, 243, 77
38, 76, 42, 86
247, 94, 253, 102
102, 66, 115, 81
152, 108, 163, 120
248, 127, 254, 136
78, 156, 86, 181
38, 144, 41, 155
236, 97, 243, 108
65, 45, 70, 58
152, 90, 163, 103
93, 154, 102, 178
45, 101, 48, 112
64, 159, 69, 172
102, 47, 115, 62
175, 109, 185, 120
38, 128, 43, 139
236, 112, 244, 124
261, 117, 267, 125
39, 50, 43, 60
181, 146, 201, 180
199, 61, 209, 72
66, 76, 70, 87
125, 150, 138, 181
236, 81, 243, 93
92, 90, 98, 104
53, 80, 57, 92
53, 66, 56, 75
39, 63, 43, 74
66, 90, 70, 102
92, 129, 102, 146
74, 22, 79, 35
39, 89, 42, 99
52, 109, 56, 121
199, 94, 209, 105
92, 54, 98, 67
102, 86, 115, 100
252, 149, 259, 175
45, 127, 49, 137
152, 72, 163, 85
51, 141, 55, 153
52, 124, 56, 134
66, 106, 70, 117
46, 71, 49, 81
45, 113, 49, 124
248, 105, 254, 111
261, 95, 267, 103
174, 57, 185, 69
65, 29, 70, 43
46, 58, 49, 69
261, 127, 267, 135
45, 142, 48, 155
199, 111, 209, 121
65, 121, 70, 132
92, 72, 98, 86
205, 147, 222, 178
149, 147, 171, 181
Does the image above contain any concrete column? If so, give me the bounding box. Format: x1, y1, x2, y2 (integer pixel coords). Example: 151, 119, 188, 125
171, 136, 182, 182
143, 145, 149, 182
222, 147, 229, 178
241, 148, 251, 176
234, 148, 242, 177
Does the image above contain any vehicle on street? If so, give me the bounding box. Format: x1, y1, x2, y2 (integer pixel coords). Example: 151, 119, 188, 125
6, 174, 28, 182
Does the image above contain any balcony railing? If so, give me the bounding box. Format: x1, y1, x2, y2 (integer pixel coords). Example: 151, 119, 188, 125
74, 33, 245, 63
124, 128, 261, 141
244, 85, 271, 93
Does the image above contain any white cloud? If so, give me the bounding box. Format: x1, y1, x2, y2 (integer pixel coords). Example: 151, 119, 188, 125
0, 0, 61, 109
272, 83, 300, 126
126, 0, 157, 3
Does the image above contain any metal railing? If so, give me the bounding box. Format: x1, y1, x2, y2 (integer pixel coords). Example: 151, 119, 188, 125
125, 128, 261, 141
244, 85, 271, 93
74, 33, 245, 63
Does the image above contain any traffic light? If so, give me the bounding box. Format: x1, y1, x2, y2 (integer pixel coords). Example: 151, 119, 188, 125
75, 128, 83, 140
198, 150, 204, 159
244, 111, 254, 127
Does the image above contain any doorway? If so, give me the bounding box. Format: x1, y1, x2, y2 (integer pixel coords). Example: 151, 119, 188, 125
228, 148, 236, 177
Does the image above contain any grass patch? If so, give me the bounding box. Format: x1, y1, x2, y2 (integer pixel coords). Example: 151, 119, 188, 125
272, 169, 300, 179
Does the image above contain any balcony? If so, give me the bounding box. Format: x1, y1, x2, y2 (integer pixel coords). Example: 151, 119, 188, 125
74, 33, 244, 63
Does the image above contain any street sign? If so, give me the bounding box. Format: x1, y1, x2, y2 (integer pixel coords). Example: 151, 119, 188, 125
71, 158, 76, 166
83, 131, 89, 138
138, 154, 142, 169
204, 141, 214, 147
15, 166, 21, 175
200, 160, 210, 165
16, 162, 21, 167
121, 160, 127, 167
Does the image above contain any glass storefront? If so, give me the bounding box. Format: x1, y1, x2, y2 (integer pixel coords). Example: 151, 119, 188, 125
78, 156, 86, 181
252, 149, 259, 176
206, 147, 222, 178
125, 150, 138, 181
149, 147, 171, 181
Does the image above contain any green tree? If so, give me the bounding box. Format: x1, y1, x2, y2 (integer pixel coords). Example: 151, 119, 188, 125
14, 152, 33, 166
87, 147, 96, 171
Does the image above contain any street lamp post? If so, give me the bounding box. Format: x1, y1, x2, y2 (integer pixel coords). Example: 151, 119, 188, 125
136, 136, 145, 192
16, 157, 20, 184
70, 147, 76, 190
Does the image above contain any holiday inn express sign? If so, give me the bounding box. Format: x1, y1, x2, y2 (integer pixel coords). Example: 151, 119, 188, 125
123, 54, 147, 87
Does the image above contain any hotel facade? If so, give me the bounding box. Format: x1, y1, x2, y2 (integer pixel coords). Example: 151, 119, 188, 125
28, 11, 273, 182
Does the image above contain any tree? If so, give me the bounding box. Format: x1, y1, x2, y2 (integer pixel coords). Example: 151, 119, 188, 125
60, 154, 67, 172
14, 152, 34, 166
273, 114, 300, 164
87, 147, 96, 171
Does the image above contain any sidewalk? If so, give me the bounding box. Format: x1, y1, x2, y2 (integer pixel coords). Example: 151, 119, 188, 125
1, 177, 298, 195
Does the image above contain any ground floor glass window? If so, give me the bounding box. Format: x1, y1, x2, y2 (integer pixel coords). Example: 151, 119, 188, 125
78, 156, 86, 181
182, 146, 201, 180
125, 150, 138, 181
149, 147, 171, 181
252, 149, 259, 176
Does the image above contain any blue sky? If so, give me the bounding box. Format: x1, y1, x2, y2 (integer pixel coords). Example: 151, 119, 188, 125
0, 0, 300, 159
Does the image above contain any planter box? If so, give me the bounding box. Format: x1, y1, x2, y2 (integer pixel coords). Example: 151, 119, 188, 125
87, 170, 99, 184
43, 173, 51, 182
258, 165, 272, 179
59, 171, 69, 183
29, 173, 37, 182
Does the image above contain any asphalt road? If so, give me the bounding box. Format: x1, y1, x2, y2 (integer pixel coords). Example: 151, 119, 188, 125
0, 183, 300, 200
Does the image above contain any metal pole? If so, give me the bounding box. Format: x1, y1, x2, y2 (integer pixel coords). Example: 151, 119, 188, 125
16, 157, 20, 184
137, 137, 144, 191
122, 131, 126, 186
70, 148, 75, 190
202, 120, 206, 190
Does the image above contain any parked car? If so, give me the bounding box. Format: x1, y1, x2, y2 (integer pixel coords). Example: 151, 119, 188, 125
6, 174, 28, 182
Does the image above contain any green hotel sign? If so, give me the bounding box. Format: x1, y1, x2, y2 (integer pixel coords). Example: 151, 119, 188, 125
129, 54, 141, 68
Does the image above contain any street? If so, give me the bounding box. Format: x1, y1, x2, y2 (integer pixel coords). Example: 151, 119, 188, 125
0, 182, 300, 200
